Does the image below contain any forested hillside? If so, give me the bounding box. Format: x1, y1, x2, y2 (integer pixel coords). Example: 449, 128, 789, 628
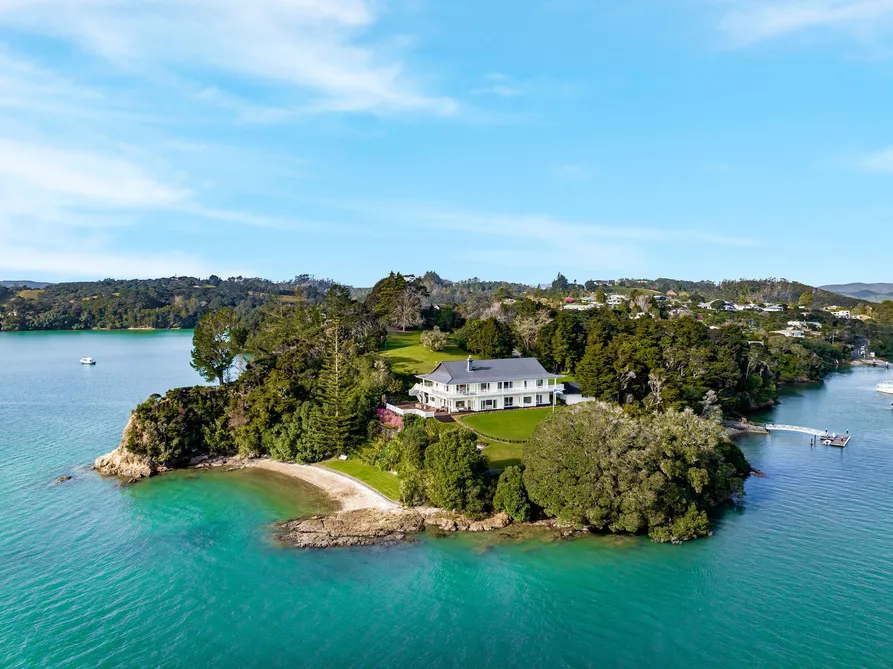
643, 278, 861, 309
0, 275, 335, 331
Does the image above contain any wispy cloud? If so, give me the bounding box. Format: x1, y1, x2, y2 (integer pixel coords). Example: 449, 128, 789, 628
861, 146, 893, 172
718, 0, 893, 45
0, 0, 456, 117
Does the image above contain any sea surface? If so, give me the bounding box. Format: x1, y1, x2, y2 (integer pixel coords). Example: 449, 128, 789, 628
2, 332, 893, 668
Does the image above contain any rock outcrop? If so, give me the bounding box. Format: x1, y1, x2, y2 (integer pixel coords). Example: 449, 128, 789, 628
94, 444, 159, 479
93, 415, 161, 479
276, 508, 511, 549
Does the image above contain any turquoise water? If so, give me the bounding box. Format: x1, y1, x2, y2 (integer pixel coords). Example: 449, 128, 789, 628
2, 332, 893, 668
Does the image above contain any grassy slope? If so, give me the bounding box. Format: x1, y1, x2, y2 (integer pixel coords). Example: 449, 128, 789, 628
461, 407, 553, 442
319, 459, 401, 501
380, 330, 469, 374
479, 438, 525, 469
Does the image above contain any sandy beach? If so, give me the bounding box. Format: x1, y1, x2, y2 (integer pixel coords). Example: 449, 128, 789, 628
247, 459, 399, 512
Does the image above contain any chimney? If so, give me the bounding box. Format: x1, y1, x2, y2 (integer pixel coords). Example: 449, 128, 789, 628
467, 355, 473, 372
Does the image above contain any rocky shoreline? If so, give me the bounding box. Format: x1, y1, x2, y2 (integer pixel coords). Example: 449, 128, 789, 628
275, 508, 592, 549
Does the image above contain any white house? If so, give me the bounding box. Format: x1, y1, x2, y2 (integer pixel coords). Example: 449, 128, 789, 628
606, 294, 628, 307
408, 356, 564, 414
830, 310, 851, 319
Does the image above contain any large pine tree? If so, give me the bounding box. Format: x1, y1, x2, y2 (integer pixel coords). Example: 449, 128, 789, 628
312, 320, 359, 455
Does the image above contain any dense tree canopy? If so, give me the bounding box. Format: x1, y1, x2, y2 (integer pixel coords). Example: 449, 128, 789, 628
523, 404, 749, 542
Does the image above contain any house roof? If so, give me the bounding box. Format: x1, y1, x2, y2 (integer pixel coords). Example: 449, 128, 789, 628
417, 357, 561, 384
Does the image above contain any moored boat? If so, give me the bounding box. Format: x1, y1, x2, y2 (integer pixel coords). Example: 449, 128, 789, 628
877, 381, 893, 395
80, 357, 96, 365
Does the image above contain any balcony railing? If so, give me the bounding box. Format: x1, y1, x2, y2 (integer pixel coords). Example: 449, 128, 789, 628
411, 383, 564, 399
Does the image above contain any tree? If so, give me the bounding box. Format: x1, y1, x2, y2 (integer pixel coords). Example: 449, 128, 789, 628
523, 403, 749, 542
584, 280, 597, 291
313, 321, 358, 455
551, 273, 570, 293
393, 287, 423, 331
463, 318, 515, 358
492, 466, 530, 521
420, 327, 449, 351
191, 307, 239, 385
595, 288, 607, 304
514, 310, 552, 352
424, 429, 491, 514
798, 291, 814, 309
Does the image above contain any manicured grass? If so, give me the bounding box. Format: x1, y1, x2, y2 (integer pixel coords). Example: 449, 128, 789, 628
16, 289, 43, 300
479, 438, 525, 469
461, 407, 553, 442
381, 330, 469, 374
319, 459, 401, 501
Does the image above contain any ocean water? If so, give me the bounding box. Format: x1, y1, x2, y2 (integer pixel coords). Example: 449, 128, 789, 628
2, 332, 893, 668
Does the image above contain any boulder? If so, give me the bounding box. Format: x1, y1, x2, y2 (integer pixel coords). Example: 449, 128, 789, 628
94, 444, 157, 479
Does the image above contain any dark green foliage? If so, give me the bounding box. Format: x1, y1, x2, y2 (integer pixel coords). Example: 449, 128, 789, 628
551, 273, 570, 293
535, 311, 586, 373
492, 466, 531, 521
523, 404, 749, 542
574, 313, 776, 415
434, 305, 463, 332
423, 429, 491, 515
127, 386, 231, 465
191, 307, 240, 385
456, 317, 515, 358
0, 276, 336, 331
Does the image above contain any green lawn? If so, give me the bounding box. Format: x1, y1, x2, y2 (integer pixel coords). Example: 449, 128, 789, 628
381, 330, 469, 374
479, 438, 525, 469
319, 459, 401, 501
461, 407, 553, 442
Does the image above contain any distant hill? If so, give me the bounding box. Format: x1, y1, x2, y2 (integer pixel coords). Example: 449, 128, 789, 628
0, 280, 51, 289
637, 278, 864, 309
820, 283, 893, 303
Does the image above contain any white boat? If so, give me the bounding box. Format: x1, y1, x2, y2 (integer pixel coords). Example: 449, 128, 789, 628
877, 381, 893, 395
80, 357, 96, 365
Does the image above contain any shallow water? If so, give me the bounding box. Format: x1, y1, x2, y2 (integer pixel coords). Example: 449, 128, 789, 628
2, 332, 893, 668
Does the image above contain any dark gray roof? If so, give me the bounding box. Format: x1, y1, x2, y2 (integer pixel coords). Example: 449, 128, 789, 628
418, 358, 561, 384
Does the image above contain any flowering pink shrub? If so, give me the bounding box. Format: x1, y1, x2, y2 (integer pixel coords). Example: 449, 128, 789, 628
376, 408, 403, 429
564, 297, 575, 303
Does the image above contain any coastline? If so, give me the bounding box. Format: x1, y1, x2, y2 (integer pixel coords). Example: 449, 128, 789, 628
245, 459, 399, 512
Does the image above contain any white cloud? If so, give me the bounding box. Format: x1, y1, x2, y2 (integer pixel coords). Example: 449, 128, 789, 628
718, 0, 893, 44
0, 0, 455, 117
0, 138, 189, 207
862, 146, 893, 172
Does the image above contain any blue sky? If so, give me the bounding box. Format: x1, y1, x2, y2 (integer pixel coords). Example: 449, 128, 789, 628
1, 0, 892, 287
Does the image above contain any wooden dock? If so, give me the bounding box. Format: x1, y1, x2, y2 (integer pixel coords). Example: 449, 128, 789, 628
764, 424, 851, 447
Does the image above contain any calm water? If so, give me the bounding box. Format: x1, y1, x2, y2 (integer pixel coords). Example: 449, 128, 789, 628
2, 332, 893, 668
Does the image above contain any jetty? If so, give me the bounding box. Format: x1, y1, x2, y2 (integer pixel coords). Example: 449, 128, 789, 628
764, 424, 851, 447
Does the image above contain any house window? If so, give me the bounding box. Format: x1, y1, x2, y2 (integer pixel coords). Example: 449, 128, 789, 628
504, 381, 513, 390
481, 399, 495, 410
504, 397, 514, 408
480, 383, 490, 392
523, 380, 528, 388
456, 401, 465, 410
536, 379, 544, 387
536, 394, 544, 404
523, 396, 533, 405
457, 384, 467, 394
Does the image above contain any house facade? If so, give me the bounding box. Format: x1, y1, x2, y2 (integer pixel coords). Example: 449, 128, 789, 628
409, 356, 564, 413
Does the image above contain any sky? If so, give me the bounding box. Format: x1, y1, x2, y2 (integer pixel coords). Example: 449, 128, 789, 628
1, 0, 893, 287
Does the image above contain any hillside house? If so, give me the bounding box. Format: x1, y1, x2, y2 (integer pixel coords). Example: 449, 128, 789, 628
407, 356, 564, 414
